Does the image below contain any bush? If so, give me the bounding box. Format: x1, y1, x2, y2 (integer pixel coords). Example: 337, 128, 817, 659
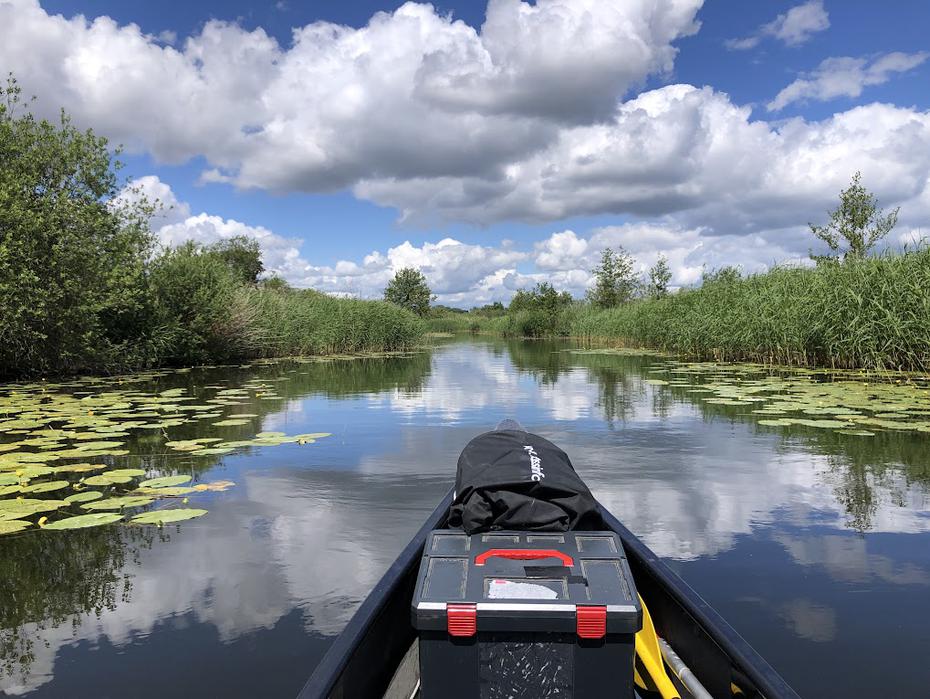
148, 242, 256, 364
0, 77, 154, 377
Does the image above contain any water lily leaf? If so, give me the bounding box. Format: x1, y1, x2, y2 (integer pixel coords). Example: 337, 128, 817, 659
64, 490, 104, 504
43, 513, 123, 530
139, 475, 192, 489
75, 440, 125, 450
130, 508, 208, 525
0, 484, 22, 496
292, 433, 331, 440
135, 486, 196, 496
0, 499, 68, 516
82, 496, 154, 511
53, 462, 107, 474
22, 480, 70, 493
84, 473, 132, 486
0, 473, 20, 486
837, 429, 876, 436
758, 419, 793, 427
190, 447, 234, 456
106, 469, 146, 478
255, 431, 285, 438
0, 520, 31, 535
645, 379, 669, 386
19, 465, 55, 479
212, 419, 251, 427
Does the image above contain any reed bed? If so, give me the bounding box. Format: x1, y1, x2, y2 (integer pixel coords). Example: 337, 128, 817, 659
572, 247, 930, 371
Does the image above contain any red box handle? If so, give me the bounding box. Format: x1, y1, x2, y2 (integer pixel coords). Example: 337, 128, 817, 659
474, 549, 574, 566
447, 603, 477, 637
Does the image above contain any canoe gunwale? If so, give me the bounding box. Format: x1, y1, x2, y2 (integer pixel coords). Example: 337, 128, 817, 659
298, 489, 800, 699
599, 507, 800, 699
297, 490, 453, 699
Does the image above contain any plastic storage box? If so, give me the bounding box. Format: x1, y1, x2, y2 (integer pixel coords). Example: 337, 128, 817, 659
411, 530, 642, 699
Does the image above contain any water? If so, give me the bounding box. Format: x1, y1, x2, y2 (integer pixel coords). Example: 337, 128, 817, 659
2, 338, 930, 697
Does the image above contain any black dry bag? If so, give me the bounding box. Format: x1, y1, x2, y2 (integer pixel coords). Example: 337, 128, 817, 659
448, 428, 602, 534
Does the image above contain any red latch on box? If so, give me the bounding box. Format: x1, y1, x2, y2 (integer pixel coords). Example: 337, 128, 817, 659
447, 603, 477, 637
576, 605, 606, 639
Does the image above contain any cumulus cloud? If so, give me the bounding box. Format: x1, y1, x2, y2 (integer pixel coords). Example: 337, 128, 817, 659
134, 172, 922, 308
768, 51, 929, 111
359, 85, 930, 231
726, 0, 829, 50
4, 0, 929, 234
0, 0, 701, 191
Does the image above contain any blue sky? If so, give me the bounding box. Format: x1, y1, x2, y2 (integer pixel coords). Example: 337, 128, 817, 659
3, 0, 929, 305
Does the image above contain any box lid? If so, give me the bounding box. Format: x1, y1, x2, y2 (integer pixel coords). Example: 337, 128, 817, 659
411, 531, 641, 637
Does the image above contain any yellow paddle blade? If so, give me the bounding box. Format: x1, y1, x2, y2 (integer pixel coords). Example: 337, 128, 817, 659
635, 593, 680, 699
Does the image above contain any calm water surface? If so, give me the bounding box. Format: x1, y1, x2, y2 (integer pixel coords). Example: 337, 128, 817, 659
3, 338, 930, 698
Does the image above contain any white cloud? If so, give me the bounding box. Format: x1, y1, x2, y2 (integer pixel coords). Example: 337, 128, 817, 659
0, 0, 701, 192
4, 0, 929, 235
726, 0, 829, 50
768, 51, 929, 111
130, 174, 918, 308
359, 85, 930, 231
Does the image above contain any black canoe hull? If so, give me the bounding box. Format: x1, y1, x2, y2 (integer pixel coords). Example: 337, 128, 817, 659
298, 490, 800, 699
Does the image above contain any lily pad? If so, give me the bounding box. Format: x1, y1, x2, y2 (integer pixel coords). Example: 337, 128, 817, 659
64, 490, 104, 504
106, 469, 146, 478
0, 499, 68, 516
212, 419, 251, 427
82, 496, 154, 511
135, 486, 196, 496
0, 520, 31, 535
43, 512, 123, 530
22, 480, 70, 493
84, 473, 132, 486
130, 508, 208, 525
139, 475, 192, 489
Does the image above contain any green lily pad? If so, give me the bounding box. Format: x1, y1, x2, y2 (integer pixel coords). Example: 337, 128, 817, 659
84, 473, 131, 486
64, 490, 104, 504
136, 486, 196, 496
837, 429, 876, 436
0, 520, 32, 535
0, 484, 22, 496
43, 512, 123, 530
106, 469, 146, 478
82, 496, 154, 511
139, 475, 192, 489
0, 499, 68, 516
130, 508, 208, 525
22, 480, 70, 493
212, 419, 251, 427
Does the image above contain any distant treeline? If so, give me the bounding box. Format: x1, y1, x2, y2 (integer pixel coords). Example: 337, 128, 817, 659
426, 249, 930, 371
0, 78, 420, 379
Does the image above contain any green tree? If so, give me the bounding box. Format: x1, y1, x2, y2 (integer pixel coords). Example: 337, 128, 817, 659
0, 75, 155, 376
384, 267, 432, 316
647, 254, 672, 298
509, 282, 572, 315
207, 235, 264, 284
809, 171, 899, 261
586, 247, 637, 308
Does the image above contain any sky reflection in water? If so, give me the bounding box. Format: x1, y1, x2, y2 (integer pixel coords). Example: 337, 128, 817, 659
2, 338, 930, 697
